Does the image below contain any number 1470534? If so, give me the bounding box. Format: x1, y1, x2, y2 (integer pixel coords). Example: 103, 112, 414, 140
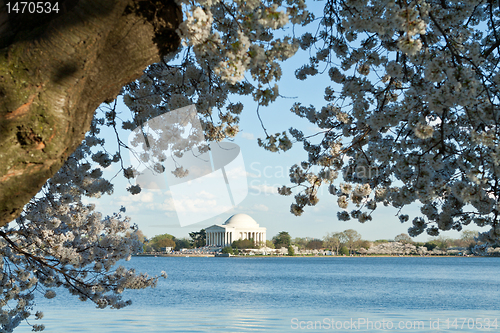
6, 2, 59, 14
442, 318, 498, 330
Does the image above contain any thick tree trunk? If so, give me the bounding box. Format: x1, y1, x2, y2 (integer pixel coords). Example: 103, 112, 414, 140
0, 0, 181, 226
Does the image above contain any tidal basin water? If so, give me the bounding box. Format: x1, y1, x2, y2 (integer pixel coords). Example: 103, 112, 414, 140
19, 256, 500, 332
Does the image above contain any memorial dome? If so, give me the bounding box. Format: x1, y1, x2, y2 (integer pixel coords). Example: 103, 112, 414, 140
223, 214, 259, 228
206, 213, 266, 247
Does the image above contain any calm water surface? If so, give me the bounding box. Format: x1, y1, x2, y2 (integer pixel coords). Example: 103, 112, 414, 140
18, 257, 500, 332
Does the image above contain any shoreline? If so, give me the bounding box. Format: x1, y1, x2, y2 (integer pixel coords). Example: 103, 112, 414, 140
134, 253, 485, 258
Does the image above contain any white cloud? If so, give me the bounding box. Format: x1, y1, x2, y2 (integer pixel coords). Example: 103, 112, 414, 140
120, 190, 233, 216
113, 180, 246, 223
140, 192, 155, 203
249, 183, 278, 195
226, 166, 248, 179
240, 132, 255, 140
169, 197, 232, 213
312, 206, 322, 212
197, 190, 216, 199
117, 190, 158, 204
253, 204, 269, 211
246, 171, 260, 178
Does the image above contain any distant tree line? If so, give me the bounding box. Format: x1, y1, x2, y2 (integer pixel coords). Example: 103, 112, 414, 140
137, 229, 206, 252
295, 230, 480, 255
139, 228, 481, 255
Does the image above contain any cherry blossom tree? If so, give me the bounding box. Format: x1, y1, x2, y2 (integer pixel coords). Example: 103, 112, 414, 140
276, 0, 500, 246
125, 0, 500, 246
0, 1, 182, 330
0, 137, 167, 331
3, 0, 500, 330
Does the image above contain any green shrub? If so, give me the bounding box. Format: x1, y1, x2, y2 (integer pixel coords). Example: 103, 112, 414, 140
222, 246, 233, 254
339, 246, 349, 255
232, 239, 256, 249
424, 242, 438, 251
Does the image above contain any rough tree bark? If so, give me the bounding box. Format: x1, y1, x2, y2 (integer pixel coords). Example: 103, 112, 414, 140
0, 0, 181, 226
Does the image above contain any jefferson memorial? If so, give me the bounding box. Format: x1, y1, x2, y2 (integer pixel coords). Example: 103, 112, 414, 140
205, 214, 266, 247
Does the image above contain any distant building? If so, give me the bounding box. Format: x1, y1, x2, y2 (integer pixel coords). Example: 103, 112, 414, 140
160, 247, 173, 253
205, 214, 266, 247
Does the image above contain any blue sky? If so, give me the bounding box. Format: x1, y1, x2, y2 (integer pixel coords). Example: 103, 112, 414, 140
83, 4, 484, 243
86, 53, 481, 243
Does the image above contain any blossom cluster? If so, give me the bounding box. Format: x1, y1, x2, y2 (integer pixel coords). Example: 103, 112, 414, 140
279, 0, 500, 243
124, 0, 312, 144
121, 0, 313, 193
